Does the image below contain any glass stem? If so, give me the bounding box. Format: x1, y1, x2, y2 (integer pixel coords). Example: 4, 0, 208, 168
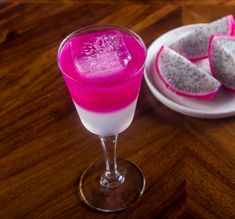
99, 135, 124, 188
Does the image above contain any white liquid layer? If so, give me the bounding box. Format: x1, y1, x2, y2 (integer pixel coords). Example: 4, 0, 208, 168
73, 98, 138, 136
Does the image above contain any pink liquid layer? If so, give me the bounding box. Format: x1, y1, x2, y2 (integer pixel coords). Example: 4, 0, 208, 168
58, 29, 146, 112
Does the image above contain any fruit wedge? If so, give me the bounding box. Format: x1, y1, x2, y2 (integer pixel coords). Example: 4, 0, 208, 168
209, 34, 235, 91
155, 46, 221, 99
170, 15, 235, 61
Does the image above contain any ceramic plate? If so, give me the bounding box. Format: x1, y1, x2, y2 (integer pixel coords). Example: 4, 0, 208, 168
144, 24, 235, 119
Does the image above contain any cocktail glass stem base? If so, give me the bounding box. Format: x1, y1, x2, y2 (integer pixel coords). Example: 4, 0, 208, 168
78, 158, 145, 212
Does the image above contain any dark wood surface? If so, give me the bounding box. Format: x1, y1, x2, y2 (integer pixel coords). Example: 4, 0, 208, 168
1, 0, 235, 218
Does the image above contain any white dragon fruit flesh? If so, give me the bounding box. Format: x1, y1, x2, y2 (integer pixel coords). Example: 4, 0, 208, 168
170, 15, 235, 61
155, 46, 221, 99
209, 35, 235, 91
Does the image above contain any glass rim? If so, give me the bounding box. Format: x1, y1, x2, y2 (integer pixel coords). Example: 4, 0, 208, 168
57, 24, 147, 87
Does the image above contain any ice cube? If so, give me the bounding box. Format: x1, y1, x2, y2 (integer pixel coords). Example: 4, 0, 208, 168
70, 30, 131, 78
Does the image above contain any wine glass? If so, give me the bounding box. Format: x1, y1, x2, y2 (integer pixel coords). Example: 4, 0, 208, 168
57, 24, 146, 212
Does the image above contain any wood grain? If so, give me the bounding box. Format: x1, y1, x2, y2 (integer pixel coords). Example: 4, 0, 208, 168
0, 0, 235, 218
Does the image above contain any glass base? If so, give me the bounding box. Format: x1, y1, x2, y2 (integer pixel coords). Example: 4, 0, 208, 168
78, 158, 145, 212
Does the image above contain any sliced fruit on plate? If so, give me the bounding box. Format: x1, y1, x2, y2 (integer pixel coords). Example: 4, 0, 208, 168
209, 34, 235, 91
170, 15, 235, 61
155, 46, 221, 99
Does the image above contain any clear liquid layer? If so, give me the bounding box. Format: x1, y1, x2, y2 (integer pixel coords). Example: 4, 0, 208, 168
74, 98, 137, 136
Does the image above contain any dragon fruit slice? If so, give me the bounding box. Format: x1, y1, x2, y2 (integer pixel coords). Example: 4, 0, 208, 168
208, 34, 235, 91
155, 46, 221, 99
170, 15, 235, 61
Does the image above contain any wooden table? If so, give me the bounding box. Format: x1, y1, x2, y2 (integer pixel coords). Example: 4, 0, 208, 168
1, 0, 235, 218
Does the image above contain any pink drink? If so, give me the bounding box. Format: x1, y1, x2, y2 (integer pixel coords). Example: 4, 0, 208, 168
58, 27, 146, 136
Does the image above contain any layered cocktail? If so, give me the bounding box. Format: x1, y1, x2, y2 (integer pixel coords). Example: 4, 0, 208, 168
58, 25, 146, 212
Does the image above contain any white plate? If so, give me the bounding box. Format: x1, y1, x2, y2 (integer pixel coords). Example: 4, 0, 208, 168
144, 24, 235, 119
